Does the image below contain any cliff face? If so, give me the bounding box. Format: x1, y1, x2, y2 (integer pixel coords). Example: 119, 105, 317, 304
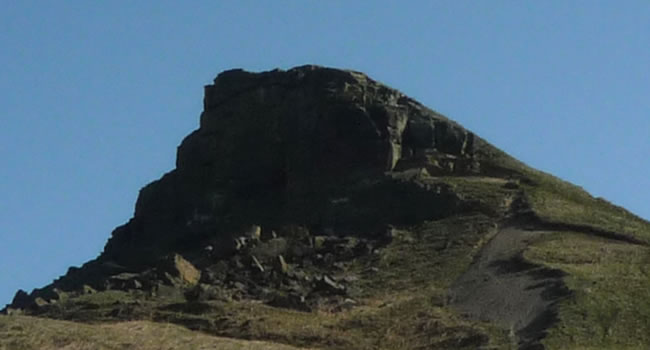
5, 66, 650, 350
101, 66, 493, 268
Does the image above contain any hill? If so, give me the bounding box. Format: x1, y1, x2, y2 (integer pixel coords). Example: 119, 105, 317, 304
3, 66, 650, 350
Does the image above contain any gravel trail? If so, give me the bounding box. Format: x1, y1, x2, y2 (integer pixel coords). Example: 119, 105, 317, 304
449, 227, 570, 350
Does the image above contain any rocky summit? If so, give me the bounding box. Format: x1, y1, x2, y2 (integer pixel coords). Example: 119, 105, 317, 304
3, 66, 650, 350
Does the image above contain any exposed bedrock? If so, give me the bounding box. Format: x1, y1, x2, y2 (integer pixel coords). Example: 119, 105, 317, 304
99, 66, 490, 269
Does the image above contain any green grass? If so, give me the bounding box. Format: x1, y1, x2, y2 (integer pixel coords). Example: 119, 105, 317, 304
436, 176, 515, 217
354, 214, 499, 296
522, 169, 650, 242
475, 144, 650, 243
524, 232, 650, 349
481, 149, 650, 243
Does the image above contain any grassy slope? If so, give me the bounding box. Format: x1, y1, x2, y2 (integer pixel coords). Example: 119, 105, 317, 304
522, 168, 650, 243
434, 150, 650, 349
525, 232, 650, 349
0, 315, 311, 350
483, 147, 650, 242
459, 154, 650, 348
21, 215, 512, 350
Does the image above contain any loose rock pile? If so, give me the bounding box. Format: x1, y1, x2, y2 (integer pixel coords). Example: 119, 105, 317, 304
186, 224, 391, 312
9, 224, 391, 314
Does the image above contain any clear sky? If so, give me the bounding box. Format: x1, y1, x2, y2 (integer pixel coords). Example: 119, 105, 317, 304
1, 2, 648, 306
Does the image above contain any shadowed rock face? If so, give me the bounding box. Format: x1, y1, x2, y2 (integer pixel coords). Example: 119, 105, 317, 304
99, 66, 490, 268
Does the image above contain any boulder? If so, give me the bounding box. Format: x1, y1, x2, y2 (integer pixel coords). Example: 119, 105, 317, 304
314, 275, 346, 295
275, 255, 289, 274
334, 298, 358, 312
251, 255, 265, 273
200, 261, 229, 284
312, 236, 327, 250
185, 283, 231, 302
250, 237, 288, 262
106, 273, 143, 291
234, 237, 249, 251
82, 285, 97, 295
156, 254, 201, 286
33, 297, 49, 307
246, 225, 262, 240
151, 283, 184, 299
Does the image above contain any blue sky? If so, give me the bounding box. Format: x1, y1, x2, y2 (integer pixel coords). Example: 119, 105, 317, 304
1, 2, 648, 305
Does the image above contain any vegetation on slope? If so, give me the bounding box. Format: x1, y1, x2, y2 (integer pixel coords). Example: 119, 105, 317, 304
525, 232, 650, 350
0, 315, 311, 350
480, 146, 650, 243
522, 170, 650, 243
11, 215, 511, 350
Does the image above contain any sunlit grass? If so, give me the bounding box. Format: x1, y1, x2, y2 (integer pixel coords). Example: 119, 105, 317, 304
0, 315, 311, 350
525, 232, 650, 349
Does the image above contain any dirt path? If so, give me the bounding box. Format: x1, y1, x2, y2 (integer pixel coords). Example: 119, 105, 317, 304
449, 227, 570, 350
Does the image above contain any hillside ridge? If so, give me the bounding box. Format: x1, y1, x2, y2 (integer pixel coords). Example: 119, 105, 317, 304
4, 66, 650, 350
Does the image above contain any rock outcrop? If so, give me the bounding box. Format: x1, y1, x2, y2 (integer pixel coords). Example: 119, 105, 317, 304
7, 65, 504, 313
101, 65, 495, 269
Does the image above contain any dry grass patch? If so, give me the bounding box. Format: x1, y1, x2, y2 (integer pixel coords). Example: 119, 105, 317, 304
0, 315, 313, 350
